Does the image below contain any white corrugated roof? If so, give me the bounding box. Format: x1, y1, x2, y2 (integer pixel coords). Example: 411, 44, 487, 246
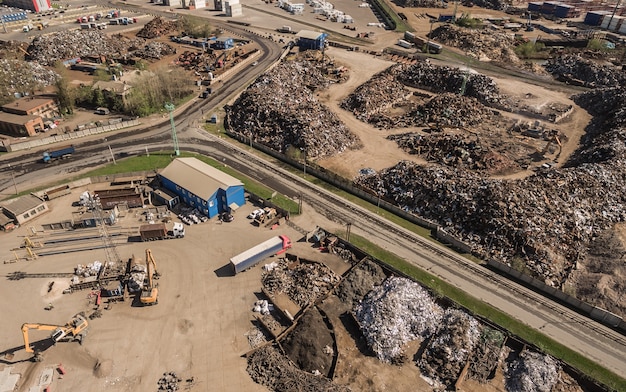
296, 30, 326, 40
159, 158, 242, 200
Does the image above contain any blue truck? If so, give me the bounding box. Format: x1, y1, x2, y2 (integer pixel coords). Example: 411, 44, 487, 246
230, 235, 292, 274
43, 145, 75, 163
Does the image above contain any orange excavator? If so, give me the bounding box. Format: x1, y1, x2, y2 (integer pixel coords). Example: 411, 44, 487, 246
22, 313, 89, 361
140, 249, 160, 306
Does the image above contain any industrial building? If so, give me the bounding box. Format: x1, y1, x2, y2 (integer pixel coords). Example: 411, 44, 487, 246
0, 113, 45, 137
213, 37, 235, 50
2, 0, 51, 12
0, 96, 59, 137
0, 194, 49, 226
295, 30, 328, 51
158, 157, 245, 218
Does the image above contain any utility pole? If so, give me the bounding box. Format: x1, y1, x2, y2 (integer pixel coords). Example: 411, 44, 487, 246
8, 164, 17, 195
346, 222, 352, 242
165, 102, 180, 156
108, 144, 116, 165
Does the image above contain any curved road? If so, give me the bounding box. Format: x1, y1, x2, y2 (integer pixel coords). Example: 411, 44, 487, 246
0, 8, 625, 383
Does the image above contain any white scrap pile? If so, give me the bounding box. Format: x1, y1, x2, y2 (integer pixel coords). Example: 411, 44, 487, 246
0, 59, 59, 96
505, 350, 560, 392
74, 261, 102, 277
354, 276, 443, 364
261, 258, 341, 308
127, 264, 146, 293
252, 299, 273, 315
418, 308, 481, 389
225, 56, 361, 160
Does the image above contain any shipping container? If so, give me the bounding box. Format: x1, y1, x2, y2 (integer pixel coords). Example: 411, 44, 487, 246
584, 10, 610, 26
619, 22, 626, 34
608, 15, 623, 30
554, 4, 574, 18
230, 235, 292, 274
528, 2, 543, 12
541, 1, 558, 14
601, 14, 612, 29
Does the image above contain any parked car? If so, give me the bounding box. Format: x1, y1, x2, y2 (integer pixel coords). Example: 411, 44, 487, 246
220, 212, 234, 222
247, 209, 264, 219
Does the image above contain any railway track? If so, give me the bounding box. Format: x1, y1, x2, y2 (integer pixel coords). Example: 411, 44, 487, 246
185, 130, 626, 374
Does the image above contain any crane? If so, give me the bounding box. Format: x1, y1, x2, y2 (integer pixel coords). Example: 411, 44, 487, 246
140, 249, 160, 306
22, 313, 89, 361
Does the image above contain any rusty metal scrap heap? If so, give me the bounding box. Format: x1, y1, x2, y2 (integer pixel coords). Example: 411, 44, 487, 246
225, 58, 361, 159
136, 16, 178, 39
545, 54, 626, 88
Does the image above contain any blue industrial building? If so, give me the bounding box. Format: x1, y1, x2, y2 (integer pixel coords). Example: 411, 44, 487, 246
213, 37, 234, 50
158, 157, 245, 218
295, 30, 328, 51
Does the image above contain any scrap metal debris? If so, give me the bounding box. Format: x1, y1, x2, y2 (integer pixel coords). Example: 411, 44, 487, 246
157, 371, 182, 392
418, 308, 481, 390
225, 56, 362, 160
545, 54, 626, 88
247, 345, 352, 392
335, 258, 386, 310
0, 59, 58, 98
354, 276, 443, 364
136, 16, 178, 39
262, 258, 341, 308
505, 350, 560, 392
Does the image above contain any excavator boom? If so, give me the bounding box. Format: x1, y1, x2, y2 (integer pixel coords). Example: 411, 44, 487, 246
140, 249, 159, 305
21, 313, 89, 355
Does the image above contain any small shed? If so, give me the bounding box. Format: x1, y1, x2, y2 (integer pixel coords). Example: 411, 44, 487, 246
1, 194, 49, 226
152, 188, 180, 209
296, 30, 328, 51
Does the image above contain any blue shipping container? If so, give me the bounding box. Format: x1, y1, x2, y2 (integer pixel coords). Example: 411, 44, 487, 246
528, 2, 543, 11
555, 4, 574, 18
584, 11, 609, 26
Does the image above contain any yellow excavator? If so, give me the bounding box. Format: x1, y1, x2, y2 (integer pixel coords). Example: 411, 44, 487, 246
140, 249, 160, 306
22, 312, 89, 361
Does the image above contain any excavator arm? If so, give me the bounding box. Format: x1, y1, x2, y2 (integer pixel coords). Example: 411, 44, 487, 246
21, 323, 62, 353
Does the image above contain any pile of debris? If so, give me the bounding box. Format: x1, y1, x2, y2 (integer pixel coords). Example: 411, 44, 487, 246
354, 276, 443, 364
175, 50, 217, 71
247, 345, 352, 392
27, 30, 129, 66
335, 258, 387, 310
281, 307, 335, 378
0, 59, 59, 101
505, 351, 560, 392
397, 62, 509, 108
225, 57, 362, 160
157, 371, 182, 392
396, 0, 445, 7
136, 16, 178, 39
341, 62, 509, 129
340, 65, 410, 123
126, 256, 146, 293
418, 308, 481, 389
428, 24, 520, 64
388, 132, 520, 174
132, 42, 177, 60
74, 261, 102, 277
261, 258, 341, 308
467, 326, 506, 382
545, 54, 626, 88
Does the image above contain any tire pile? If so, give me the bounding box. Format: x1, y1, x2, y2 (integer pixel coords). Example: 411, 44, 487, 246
225, 57, 362, 160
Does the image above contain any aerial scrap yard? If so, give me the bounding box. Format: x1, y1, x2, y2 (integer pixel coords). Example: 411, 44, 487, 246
224, 28, 626, 325
244, 231, 596, 391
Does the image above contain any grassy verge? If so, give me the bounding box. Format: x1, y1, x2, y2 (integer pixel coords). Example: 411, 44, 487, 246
341, 231, 626, 391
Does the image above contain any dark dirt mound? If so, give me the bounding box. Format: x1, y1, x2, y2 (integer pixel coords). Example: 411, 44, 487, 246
281, 306, 335, 378
335, 258, 387, 310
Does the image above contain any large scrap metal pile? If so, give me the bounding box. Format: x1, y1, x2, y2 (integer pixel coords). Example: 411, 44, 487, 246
545, 54, 626, 88
25, 27, 176, 66
261, 257, 341, 308
136, 16, 178, 39
355, 83, 626, 317
428, 24, 522, 64
340, 62, 508, 129
0, 59, 58, 100
224, 56, 362, 159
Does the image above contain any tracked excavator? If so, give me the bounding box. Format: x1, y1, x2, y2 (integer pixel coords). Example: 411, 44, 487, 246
22, 312, 89, 361
140, 249, 160, 306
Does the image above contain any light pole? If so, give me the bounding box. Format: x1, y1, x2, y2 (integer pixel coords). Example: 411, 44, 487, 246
7, 164, 17, 195
108, 145, 116, 165
301, 147, 306, 176
165, 102, 180, 156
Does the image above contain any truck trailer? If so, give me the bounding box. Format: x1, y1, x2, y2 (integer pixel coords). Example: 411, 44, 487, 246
139, 222, 185, 241
230, 235, 292, 274
42, 145, 75, 163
